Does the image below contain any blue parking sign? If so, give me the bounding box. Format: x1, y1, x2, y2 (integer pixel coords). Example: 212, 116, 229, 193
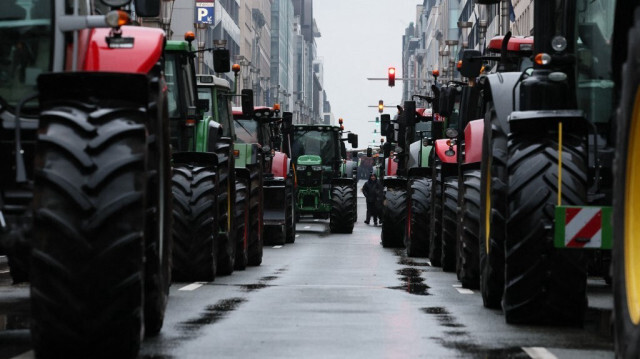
195, 1, 215, 24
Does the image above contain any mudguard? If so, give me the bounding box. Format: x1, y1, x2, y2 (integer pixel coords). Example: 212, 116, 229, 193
383, 176, 407, 189
331, 177, 354, 187
408, 167, 430, 178
343, 160, 358, 180
434, 139, 457, 164
463, 119, 484, 165
84, 26, 165, 74
483, 72, 523, 129
172, 152, 218, 167
271, 151, 289, 178
507, 110, 587, 133
407, 141, 432, 169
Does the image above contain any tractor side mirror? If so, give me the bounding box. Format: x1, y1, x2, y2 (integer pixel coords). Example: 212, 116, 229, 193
366, 147, 372, 157
134, 0, 160, 17
348, 133, 358, 148
282, 111, 293, 134
213, 48, 231, 73
460, 49, 483, 78
241, 89, 254, 119
404, 101, 416, 126
381, 114, 392, 139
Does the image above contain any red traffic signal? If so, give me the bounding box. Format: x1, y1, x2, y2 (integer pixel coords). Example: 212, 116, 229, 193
388, 67, 396, 87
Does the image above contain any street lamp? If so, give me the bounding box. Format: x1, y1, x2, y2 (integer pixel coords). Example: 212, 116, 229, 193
160, 0, 175, 36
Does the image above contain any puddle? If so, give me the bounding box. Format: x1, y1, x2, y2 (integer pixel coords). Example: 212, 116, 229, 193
430, 338, 528, 359
179, 297, 246, 330
387, 267, 430, 295
239, 283, 272, 292
421, 307, 465, 328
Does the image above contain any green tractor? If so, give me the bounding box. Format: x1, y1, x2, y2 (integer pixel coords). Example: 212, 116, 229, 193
378, 103, 436, 255
164, 37, 256, 281
290, 124, 358, 233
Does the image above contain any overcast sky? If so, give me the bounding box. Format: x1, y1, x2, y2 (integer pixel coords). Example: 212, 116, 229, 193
313, 0, 421, 149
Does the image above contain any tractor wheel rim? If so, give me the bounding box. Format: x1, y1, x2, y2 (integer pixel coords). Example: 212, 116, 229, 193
485, 165, 491, 254
626, 86, 640, 325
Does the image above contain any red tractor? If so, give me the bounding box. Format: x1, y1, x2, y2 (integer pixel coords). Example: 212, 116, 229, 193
233, 106, 296, 245
0, 1, 172, 357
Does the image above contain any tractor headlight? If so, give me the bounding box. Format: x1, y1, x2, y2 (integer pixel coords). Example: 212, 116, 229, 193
297, 165, 307, 171
312, 166, 322, 171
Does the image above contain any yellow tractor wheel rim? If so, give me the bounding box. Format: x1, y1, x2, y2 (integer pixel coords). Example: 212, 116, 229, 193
626, 86, 640, 325
485, 165, 491, 254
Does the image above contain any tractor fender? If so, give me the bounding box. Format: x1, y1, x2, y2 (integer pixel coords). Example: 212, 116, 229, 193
507, 110, 588, 134
331, 177, 354, 187
84, 26, 165, 74
407, 141, 433, 169
383, 176, 407, 189
407, 167, 430, 178
172, 152, 219, 167
434, 139, 457, 164
343, 160, 358, 180
386, 157, 398, 176
483, 72, 524, 130
463, 119, 484, 165
271, 151, 289, 178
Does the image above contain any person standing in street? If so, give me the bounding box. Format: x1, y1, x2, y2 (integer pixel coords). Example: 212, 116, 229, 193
362, 172, 382, 225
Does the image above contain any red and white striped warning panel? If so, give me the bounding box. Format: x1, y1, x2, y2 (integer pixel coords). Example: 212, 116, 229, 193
563, 207, 602, 248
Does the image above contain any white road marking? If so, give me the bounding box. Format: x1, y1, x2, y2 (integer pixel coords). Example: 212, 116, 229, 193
314, 219, 319, 222
0, 270, 10, 274
522, 347, 558, 359
273, 245, 283, 248
304, 226, 311, 229
452, 284, 474, 294
179, 282, 206, 291
295, 234, 300, 237
10, 350, 34, 359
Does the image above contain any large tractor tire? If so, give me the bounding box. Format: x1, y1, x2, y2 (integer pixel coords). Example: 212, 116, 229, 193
31, 101, 147, 358
429, 163, 443, 266
479, 102, 507, 309
171, 164, 218, 282
234, 178, 249, 270
247, 161, 264, 266
458, 169, 481, 289
405, 177, 431, 257
330, 184, 356, 233
143, 84, 172, 336
285, 180, 296, 243
381, 187, 407, 248
503, 131, 588, 325
613, 14, 640, 358
213, 141, 235, 276
441, 177, 459, 272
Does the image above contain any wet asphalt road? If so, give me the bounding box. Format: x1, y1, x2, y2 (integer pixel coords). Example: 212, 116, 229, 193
0, 181, 615, 358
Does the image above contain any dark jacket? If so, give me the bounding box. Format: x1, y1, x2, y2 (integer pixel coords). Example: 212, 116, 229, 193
362, 177, 383, 204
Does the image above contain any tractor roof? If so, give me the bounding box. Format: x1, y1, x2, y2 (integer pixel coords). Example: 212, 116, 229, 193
165, 40, 195, 52
197, 74, 230, 90
232, 106, 279, 120
293, 124, 340, 132
487, 36, 534, 53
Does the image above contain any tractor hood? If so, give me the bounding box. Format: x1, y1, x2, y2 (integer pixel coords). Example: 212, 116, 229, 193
297, 155, 322, 166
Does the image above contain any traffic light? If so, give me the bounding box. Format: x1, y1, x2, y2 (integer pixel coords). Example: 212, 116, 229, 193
388, 67, 396, 87
378, 100, 384, 113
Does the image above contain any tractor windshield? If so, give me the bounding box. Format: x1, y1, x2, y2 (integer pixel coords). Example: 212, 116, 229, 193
165, 51, 197, 120
0, 0, 52, 112
575, 0, 615, 125
291, 128, 339, 166
234, 119, 259, 144
197, 86, 234, 138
